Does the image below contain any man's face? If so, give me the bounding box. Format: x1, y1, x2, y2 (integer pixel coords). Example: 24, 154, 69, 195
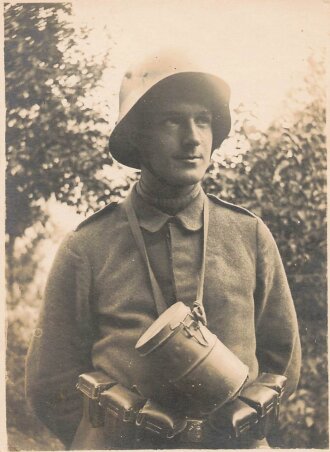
135, 97, 213, 187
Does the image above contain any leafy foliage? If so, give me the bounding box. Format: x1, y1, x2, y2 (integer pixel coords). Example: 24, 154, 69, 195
5, 3, 134, 240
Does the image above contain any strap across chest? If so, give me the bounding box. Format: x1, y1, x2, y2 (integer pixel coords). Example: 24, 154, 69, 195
124, 196, 209, 324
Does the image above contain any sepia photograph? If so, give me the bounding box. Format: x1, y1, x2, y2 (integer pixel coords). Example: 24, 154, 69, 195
4, 0, 328, 450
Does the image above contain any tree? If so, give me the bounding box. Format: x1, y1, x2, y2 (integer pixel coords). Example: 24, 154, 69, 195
5, 3, 131, 242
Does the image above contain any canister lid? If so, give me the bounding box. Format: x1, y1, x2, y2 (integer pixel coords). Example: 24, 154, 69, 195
135, 302, 191, 356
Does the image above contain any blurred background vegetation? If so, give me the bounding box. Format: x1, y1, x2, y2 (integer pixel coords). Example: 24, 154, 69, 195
5, 3, 327, 450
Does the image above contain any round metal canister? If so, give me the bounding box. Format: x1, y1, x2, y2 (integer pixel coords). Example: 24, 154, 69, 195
135, 302, 249, 414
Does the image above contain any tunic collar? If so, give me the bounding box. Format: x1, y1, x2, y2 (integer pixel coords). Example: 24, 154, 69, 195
130, 184, 205, 233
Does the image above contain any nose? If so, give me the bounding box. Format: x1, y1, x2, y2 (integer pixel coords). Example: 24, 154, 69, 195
182, 118, 201, 147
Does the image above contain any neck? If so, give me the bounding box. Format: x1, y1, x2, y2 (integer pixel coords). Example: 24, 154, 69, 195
138, 166, 201, 214
140, 166, 198, 198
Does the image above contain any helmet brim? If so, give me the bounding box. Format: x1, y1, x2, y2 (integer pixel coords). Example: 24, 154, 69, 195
109, 72, 231, 169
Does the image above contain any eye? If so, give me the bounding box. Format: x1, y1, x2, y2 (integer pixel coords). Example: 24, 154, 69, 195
162, 116, 181, 127
195, 113, 212, 126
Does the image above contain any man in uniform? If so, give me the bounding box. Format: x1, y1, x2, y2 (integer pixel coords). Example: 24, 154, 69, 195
26, 51, 301, 449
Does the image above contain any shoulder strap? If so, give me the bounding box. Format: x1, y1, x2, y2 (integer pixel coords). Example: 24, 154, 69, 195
75, 202, 118, 231
207, 194, 257, 218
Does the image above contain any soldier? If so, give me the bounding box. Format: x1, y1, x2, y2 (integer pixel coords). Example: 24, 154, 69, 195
26, 50, 301, 449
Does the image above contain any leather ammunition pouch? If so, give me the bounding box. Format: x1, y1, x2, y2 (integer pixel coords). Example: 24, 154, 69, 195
76, 371, 117, 427
100, 384, 146, 423
209, 397, 258, 439
76, 371, 287, 447
257, 372, 287, 397
136, 403, 228, 448
209, 373, 286, 441
99, 384, 146, 448
136, 399, 187, 439
238, 383, 278, 439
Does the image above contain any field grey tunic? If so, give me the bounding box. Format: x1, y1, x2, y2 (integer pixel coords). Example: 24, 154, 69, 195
26, 186, 301, 448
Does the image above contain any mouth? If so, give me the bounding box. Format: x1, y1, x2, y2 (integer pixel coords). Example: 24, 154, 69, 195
175, 155, 202, 162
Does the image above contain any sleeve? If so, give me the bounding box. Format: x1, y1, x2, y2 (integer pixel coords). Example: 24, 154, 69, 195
254, 218, 301, 400
25, 232, 96, 448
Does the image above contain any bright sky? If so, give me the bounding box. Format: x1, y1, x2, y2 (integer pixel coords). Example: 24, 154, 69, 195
71, 0, 328, 129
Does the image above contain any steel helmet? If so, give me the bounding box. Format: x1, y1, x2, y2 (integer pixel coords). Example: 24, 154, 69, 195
109, 50, 231, 169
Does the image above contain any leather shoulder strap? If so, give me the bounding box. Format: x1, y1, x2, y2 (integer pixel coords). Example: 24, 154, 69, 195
207, 194, 257, 218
